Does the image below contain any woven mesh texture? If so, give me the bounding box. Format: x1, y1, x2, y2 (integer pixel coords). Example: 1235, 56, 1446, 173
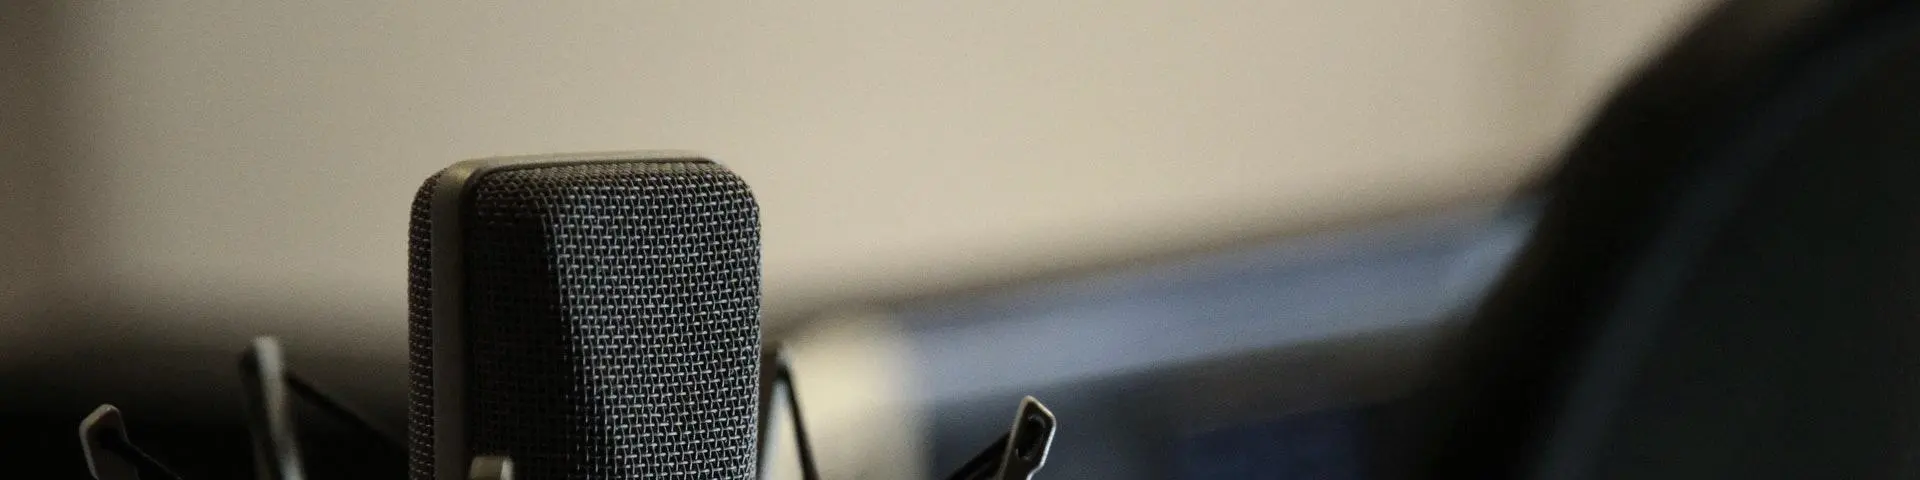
408, 160, 761, 479
408, 172, 437, 480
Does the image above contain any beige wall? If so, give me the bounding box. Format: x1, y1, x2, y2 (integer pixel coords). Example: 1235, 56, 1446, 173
1, 1, 61, 361
12, 0, 1710, 354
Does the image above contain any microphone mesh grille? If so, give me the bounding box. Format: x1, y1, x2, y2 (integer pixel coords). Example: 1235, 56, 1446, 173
409, 160, 761, 479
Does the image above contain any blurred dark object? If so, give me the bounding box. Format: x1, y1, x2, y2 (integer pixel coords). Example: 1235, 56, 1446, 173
1175, 404, 1373, 479
1409, 0, 1920, 478
2, 333, 403, 479
914, 202, 1527, 479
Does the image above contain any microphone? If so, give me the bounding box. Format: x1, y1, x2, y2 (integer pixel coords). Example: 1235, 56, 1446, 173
410, 153, 765, 480
75, 152, 1057, 480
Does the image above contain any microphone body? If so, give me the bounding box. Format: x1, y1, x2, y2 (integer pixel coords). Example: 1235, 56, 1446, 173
408, 153, 762, 480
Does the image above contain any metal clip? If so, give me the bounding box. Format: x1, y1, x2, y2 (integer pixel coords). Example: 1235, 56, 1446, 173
943, 397, 1058, 480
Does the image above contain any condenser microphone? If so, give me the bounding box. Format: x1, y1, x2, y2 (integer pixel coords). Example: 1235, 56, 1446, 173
409, 152, 764, 480
74, 151, 1055, 480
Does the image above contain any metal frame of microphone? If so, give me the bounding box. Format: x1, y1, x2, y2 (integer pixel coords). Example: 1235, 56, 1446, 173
936, 397, 1056, 480
78, 338, 1058, 479
236, 337, 407, 480
756, 346, 823, 479
79, 336, 407, 480
79, 405, 185, 480
756, 344, 1058, 480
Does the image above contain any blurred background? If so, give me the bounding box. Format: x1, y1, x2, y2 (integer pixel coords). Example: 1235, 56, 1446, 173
2, 1, 1714, 478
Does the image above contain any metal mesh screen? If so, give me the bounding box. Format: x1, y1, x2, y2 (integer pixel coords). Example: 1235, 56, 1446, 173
408, 173, 439, 480
409, 160, 762, 479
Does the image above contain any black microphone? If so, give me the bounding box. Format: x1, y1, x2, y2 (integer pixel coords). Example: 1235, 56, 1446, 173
410, 153, 765, 480
77, 151, 1056, 480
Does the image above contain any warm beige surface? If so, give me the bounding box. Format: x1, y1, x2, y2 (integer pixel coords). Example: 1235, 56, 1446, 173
9, 1, 1711, 353
1, 2, 60, 361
